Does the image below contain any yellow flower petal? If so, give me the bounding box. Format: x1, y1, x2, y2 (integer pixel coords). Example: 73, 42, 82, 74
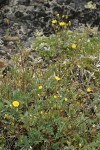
12, 101, 19, 107
72, 44, 77, 49
79, 143, 82, 148
38, 94, 41, 97
68, 21, 71, 26
39, 85, 43, 90
54, 95, 57, 99
87, 88, 92, 92
64, 98, 68, 101
59, 22, 66, 27
62, 15, 65, 18
40, 111, 43, 115
56, 13, 60, 17
52, 19, 57, 24
55, 76, 61, 81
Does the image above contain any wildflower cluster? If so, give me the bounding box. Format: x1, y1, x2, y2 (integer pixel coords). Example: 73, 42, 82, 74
0, 27, 100, 149
51, 13, 71, 32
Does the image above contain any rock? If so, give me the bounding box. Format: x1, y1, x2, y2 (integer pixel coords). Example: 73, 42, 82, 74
0, 50, 6, 55
0, 39, 4, 45
0, 0, 3, 4
2, 36, 20, 42
0, 0, 6, 4
15, 11, 24, 18
18, 0, 30, 5
0, 0, 99, 63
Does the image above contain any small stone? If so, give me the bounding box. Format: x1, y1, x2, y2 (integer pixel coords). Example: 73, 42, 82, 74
0, 50, 6, 55
0, 40, 4, 45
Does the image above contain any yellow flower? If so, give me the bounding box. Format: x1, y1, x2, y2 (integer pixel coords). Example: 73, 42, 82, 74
38, 85, 43, 90
52, 19, 57, 24
59, 22, 66, 27
87, 88, 92, 92
10, 104, 12, 108
72, 44, 77, 49
38, 94, 41, 97
62, 15, 65, 18
55, 76, 61, 81
68, 21, 71, 26
54, 95, 57, 99
66, 140, 71, 145
40, 111, 43, 115
79, 143, 82, 148
64, 98, 68, 101
56, 13, 59, 17
12, 101, 19, 107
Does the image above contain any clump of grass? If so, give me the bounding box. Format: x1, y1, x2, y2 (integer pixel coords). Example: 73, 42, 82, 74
0, 26, 100, 149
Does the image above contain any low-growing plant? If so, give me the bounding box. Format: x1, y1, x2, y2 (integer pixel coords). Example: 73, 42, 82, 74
0, 26, 100, 149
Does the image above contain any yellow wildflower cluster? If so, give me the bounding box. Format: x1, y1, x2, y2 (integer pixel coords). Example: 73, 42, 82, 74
51, 13, 71, 31
56, 14, 68, 19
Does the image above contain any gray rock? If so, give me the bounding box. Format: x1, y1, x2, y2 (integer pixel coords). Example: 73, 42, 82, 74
0, 50, 6, 55
0, 39, 4, 45
0, 0, 6, 4
18, 0, 30, 5
0, 0, 99, 63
